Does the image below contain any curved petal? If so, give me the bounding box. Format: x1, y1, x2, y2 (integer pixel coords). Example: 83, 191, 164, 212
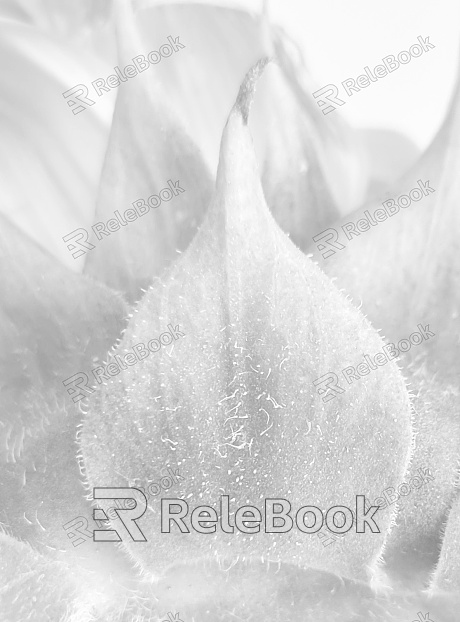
0, 532, 138, 621
0, 0, 112, 35
82, 1, 214, 303
309, 49, 460, 382
0, 20, 113, 269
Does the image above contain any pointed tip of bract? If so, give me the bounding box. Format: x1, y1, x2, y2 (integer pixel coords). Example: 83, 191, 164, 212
214, 57, 275, 220
234, 58, 272, 124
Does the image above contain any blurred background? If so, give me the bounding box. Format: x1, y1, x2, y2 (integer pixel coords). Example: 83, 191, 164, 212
1, 0, 459, 268
198, 0, 460, 149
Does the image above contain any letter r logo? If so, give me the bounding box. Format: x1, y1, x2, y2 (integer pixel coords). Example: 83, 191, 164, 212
312, 228, 346, 258
62, 84, 96, 115
314, 372, 345, 402
62, 228, 95, 259
62, 517, 93, 547
63, 372, 94, 402
93, 488, 148, 543
312, 84, 346, 114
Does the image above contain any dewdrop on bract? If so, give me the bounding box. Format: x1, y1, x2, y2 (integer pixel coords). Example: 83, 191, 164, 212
81, 59, 413, 583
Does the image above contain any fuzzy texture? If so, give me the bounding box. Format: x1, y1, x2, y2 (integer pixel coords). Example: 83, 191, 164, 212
382, 363, 460, 583
308, 55, 460, 589
430, 490, 460, 594
0, 214, 128, 562
81, 63, 413, 583
0, 532, 132, 621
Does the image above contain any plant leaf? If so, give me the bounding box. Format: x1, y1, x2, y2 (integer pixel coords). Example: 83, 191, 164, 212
81, 60, 413, 583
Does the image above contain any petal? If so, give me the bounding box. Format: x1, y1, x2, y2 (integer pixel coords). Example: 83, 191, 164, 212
0, 214, 128, 559
81, 60, 413, 583
357, 127, 421, 198
309, 55, 460, 382
83, 2, 214, 303
308, 58, 460, 572
382, 368, 460, 582
0, 0, 112, 34
0, 532, 138, 621
0, 20, 113, 269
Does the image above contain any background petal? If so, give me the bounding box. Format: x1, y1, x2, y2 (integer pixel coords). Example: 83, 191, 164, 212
0, 214, 130, 568
0, 20, 113, 269
83, 2, 213, 303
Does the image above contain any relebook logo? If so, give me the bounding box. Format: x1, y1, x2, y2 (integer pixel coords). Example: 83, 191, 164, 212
63, 324, 185, 403
62, 35, 185, 115
161, 495, 380, 535
63, 179, 185, 259
313, 179, 435, 259
314, 323, 435, 403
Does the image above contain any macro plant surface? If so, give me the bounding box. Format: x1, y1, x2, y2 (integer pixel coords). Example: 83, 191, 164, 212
0, 1, 459, 622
